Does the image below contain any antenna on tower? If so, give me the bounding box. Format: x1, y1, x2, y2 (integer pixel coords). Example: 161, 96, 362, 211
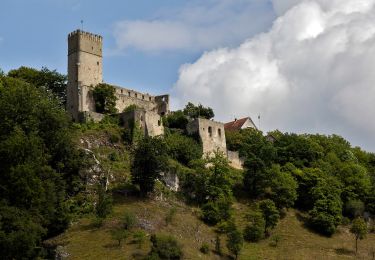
80, 20, 84, 31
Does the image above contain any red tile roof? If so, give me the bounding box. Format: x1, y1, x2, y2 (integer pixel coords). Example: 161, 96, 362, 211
224, 117, 251, 131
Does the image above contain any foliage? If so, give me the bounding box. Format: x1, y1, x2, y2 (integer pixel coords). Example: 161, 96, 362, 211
200, 243, 210, 254
92, 83, 118, 114
123, 104, 138, 113
163, 110, 188, 129
201, 198, 232, 225
111, 229, 129, 246
0, 75, 84, 258
96, 186, 113, 219
244, 210, 265, 242
149, 234, 183, 259
8, 66, 67, 105
122, 211, 137, 230
344, 199, 365, 219
226, 226, 244, 259
183, 102, 214, 119
165, 132, 202, 165
350, 217, 368, 254
133, 230, 147, 248
308, 178, 343, 236
258, 199, 280, 235
132, 136, 168, 196
269, 234, 282, 247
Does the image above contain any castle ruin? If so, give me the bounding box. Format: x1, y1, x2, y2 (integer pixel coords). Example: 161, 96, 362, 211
66, 30, 169, 128
66, 29, 248, 169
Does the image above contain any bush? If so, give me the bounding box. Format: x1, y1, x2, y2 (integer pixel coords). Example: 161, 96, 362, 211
227, 227, 243, 259
122, 211, 137, 230
201, 198, 232, 225
133, 230, 147, 248
243, 210, 265, 242
96, 186, 113, 219
344, 199, 365, 219
111, 229, 129, 246
200, 243, 210, 254
269, 234, 282, 247
165, 132, 202, 165
149, 234, 183, 259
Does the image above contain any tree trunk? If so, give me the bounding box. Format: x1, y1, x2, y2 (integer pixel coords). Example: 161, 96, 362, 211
355, 237, 358, 255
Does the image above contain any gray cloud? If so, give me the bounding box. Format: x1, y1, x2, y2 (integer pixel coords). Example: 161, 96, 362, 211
113, 0, 274, 52
173, 0, 375, 151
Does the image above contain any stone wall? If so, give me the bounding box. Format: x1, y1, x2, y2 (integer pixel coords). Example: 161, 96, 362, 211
187, 118, 227, 156
227, 150, 245, 170
119, 108, 164, 137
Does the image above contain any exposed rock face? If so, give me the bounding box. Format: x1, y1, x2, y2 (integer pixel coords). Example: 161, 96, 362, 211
55, 246, 69, 260
160, 171, 180, 192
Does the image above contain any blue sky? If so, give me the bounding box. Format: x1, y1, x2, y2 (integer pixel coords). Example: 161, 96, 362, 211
2, 0, 375, 151
0, 0, 275, 94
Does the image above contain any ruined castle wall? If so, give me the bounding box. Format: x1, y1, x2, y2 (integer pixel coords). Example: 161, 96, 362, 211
119, 109, 163, 137
187, 118, 227, 156
145, 111, 164, 136
227, 150, 244, 170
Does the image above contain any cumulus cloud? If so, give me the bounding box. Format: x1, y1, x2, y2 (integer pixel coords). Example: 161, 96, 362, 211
173, 0, 375, 151
113, 0, 274, 52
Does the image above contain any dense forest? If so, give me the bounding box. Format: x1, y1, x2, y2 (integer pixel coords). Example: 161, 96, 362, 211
0, 67, 374, 259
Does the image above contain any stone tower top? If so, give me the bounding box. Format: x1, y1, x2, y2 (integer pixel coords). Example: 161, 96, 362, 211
68, 29, 103, 57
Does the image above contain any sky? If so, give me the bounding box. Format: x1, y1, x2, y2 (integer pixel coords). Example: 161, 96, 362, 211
1, 0, 375, 152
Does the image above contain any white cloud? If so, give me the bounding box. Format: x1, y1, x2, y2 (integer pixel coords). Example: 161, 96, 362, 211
113, 0, 274, 52
173, 0, 375, 151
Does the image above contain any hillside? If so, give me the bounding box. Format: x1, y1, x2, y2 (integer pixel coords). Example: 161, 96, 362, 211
50, 197, 375, 259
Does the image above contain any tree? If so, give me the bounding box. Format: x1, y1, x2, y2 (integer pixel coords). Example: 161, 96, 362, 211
165, 132, 202, 165
227, 226, 243, 259
163, 110, 188, 129
308, 178, 343, 236
350, 218, 367, 253
258, 200, 280, 235
132, 137, 168, 196
183, 102, 214, 119
96, 186, 113, 219
7, 66, 67, 105
243, 210, 265, 242
149, 234, 183, 259
350, 217, 367, 254
0, 76, 82, 257
92, 83, 118, 114
111, 229, 129, 246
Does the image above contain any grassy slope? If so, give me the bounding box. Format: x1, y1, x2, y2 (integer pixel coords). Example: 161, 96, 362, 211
51, 196, 375, 260
61, 128, 375, 259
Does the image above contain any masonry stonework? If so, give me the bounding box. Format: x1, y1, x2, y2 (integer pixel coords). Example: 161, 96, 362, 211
187, 118, 227, 155
67, 30, 169, 126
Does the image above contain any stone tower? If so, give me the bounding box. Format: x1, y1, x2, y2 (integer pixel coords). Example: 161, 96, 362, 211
67, 30, 103, 121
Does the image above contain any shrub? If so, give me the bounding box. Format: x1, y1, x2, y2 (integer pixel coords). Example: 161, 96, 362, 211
111, 229, 129, 246
96, 186, 112, 219
200, 243, 210, 254
122, 211, 137, 230
165, 132, 202, 165
201, 198, 231, 225
258, 199, 280, 235
149, 234, 183, 259
133, 230, 147, 248
227, 227, 243, 259
345, 199, 365, 219
243, 210, 265, 242
269, 234, 282, 247
92, 83, 118, 114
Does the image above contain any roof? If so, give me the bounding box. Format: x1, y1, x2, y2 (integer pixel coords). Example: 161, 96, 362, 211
224, 117, 257, 131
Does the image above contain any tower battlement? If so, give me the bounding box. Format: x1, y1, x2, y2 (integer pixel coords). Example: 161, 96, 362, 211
68, 29, 102, 42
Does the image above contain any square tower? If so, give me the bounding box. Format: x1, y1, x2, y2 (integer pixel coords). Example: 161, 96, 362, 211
67, 30, 103, 121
